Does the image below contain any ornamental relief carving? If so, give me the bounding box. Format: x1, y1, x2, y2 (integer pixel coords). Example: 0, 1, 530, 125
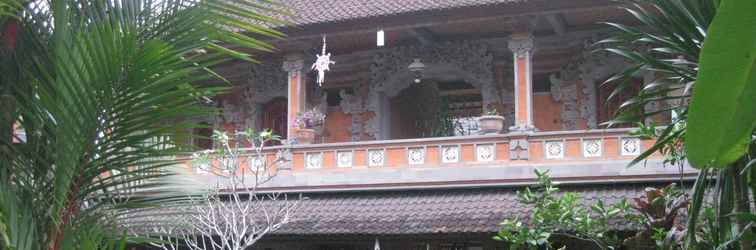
365, 40, 497, 138
244, 61, 288, 104
338, 84, 369, 141
549, 36, 635, 130
241, 61, 288, 129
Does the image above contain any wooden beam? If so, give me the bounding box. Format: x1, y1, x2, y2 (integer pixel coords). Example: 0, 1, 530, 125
545, 13, 568, 36
440, 89, 481, 96
511, 14, 540, 33
408, 27, 438, 46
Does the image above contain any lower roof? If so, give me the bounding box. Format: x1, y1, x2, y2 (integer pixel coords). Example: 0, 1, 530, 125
275, 184, 651, 235
126, 183, 671, 236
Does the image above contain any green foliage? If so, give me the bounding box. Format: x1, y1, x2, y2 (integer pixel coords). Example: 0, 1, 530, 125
630, 122, 687, 168
191, 128, 280, 174
432, 97, 456, 137
685, 0, 756, 168
623, 184, 689, 250
494, 170, 632, 250
600, 1, 756, 249
484, 103, 500, 116
598, 0, 717, 168
0, 0, 285, 249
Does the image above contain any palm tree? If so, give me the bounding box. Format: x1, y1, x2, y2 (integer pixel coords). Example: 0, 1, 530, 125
0, 0, 286, 249
600, 0, 755, 249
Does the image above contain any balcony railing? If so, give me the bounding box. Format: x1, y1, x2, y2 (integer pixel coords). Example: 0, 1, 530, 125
178, 128, 696, 190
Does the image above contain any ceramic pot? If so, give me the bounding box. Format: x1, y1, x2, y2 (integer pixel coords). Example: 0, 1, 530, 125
296, 128, 316, 144
478, 115, 505, 134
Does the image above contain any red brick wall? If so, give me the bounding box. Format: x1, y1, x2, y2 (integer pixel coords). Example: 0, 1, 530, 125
533, 94, 562, 131
323, 109, 352, 143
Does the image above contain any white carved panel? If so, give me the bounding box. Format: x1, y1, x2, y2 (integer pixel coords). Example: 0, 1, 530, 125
248, 156, 264, 171
545, 141, 565, 159
195, 163, 210, 174
407, 147, 426, 165
476, 144, 495, 162
220, 158, 233, 174
620, 137, 641, 156
336, 151, 353, 168
368, 149, 385, 167
305, 152, 323, 169
582, 139, 603, 158
441, 145, 460, 163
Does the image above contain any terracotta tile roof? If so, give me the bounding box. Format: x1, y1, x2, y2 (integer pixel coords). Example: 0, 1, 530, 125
125, 183, 657, 236
278, 0, 523, 26
277, 184, 645, 234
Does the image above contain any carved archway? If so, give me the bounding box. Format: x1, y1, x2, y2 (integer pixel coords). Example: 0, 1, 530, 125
365, 41, 498, 139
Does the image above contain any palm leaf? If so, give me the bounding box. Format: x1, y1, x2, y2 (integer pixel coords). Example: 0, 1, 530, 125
599, 0, 716, 168
0, 0, 286, 249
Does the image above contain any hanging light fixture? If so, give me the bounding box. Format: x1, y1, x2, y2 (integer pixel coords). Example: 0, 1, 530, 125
408, 58, 425, 83
377, 29, 385, 47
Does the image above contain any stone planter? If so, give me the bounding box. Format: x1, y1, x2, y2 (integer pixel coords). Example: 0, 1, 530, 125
478, 115, 505, 134
296, 128, 316, 144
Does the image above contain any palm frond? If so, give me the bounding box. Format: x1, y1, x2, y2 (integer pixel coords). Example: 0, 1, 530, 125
1, 0, 286, 249
598, 0, 716, 167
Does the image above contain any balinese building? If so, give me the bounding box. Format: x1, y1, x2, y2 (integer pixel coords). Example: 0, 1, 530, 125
173, 0, 697, 249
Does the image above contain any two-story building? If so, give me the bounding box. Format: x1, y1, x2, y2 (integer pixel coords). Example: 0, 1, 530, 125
160, 1, 698, 249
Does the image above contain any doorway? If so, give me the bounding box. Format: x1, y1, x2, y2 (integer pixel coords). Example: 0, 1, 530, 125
262, 97, 288, 141
387, 81, 482, 139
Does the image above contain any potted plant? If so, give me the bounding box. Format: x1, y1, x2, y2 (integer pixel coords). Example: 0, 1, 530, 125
478, 105, 505, 134
294, 108, 326, 144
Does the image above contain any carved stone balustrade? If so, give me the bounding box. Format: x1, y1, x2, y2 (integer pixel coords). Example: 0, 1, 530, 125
176, 128, 697, 191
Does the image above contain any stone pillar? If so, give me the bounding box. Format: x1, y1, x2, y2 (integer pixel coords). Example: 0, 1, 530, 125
282, 55, 305, 138
507, 34, 536, 133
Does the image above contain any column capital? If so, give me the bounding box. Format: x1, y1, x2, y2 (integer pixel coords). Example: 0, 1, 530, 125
282, 59, 304, 73
508, 34, 534, 58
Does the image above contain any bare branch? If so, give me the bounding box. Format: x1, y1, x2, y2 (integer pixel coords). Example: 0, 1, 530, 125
132, 130, 301, 250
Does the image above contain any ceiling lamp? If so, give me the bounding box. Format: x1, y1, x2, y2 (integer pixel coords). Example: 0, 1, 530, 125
408, 58, 425, 83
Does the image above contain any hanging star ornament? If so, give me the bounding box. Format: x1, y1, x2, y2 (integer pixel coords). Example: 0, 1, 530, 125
312, 35, 335, 86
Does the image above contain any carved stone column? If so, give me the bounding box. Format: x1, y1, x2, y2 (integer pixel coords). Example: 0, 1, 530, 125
282, 55, 305, 138
508, 34, 536, 133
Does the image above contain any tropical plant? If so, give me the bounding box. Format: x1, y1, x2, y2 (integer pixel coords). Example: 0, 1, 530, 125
494, 170, 633, 250
686, 0, 756, 169
484, 103, 500, 116
432, 96, 456, 137
622, 184, 689, 250
599, 0, 756, 249
0, 0, 286, 249
130, 129, 301, 250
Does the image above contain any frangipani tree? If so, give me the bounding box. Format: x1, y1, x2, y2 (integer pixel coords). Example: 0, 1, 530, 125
131, 129, 300, 250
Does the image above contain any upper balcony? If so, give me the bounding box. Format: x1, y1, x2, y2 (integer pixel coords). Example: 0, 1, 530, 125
183, 8, 697, 190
